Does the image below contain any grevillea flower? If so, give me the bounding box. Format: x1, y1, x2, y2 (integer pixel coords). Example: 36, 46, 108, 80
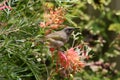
0, 0, 12, 10
58, 48, 85, 72
58, 45, 91, 73
39, 7, 65, 30
76, 44, 91, 60
0, 5, 12, 10
58, 51, 68, 68
66, 48, 85, 70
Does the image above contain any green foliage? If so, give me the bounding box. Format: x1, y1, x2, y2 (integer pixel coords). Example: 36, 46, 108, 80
0, 0, 120, 80
109, 23, 120, 33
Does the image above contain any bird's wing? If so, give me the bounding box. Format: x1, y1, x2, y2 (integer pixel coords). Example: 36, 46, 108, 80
45, 31, 67, 42
46, 38, 64, 48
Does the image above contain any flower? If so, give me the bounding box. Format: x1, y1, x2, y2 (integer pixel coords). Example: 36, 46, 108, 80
0, 5, 12, 10
74, 44, 91, 61
66, 48, 85, 70
39, 7, 65, 30
58, 51, 68, 68
58, 44, 92, 73
0, 0, 12, 10
58, 48, 85, 72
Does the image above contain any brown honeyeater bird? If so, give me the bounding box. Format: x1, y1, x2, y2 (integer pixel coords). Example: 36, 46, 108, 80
44, 27, 75, 48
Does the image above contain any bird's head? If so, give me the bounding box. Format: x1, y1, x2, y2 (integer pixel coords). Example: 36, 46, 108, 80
63, 27, 75, 36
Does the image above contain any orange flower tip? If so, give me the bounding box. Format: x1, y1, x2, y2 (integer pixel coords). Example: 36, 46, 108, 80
49, 47, 55, 52
50, 24, 59, 29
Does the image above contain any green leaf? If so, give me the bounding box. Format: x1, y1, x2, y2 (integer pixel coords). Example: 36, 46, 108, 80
108, 23, 120, 33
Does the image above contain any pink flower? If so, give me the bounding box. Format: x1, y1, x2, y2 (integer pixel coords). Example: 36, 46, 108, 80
0, 6, 11, 10
58, 48, 85, 71
58, 51, 68, 68
0, 0, 12, 10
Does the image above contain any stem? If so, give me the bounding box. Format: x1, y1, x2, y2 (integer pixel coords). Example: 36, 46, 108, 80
72, 39, 75, 48
44, 62, 49, 80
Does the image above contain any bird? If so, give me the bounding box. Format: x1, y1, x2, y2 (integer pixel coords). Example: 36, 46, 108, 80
44, 27, 75, 49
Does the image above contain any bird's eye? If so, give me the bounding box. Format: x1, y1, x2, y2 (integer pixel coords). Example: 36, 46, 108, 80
65, 29, 74, 35
68, 29, 74, 32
